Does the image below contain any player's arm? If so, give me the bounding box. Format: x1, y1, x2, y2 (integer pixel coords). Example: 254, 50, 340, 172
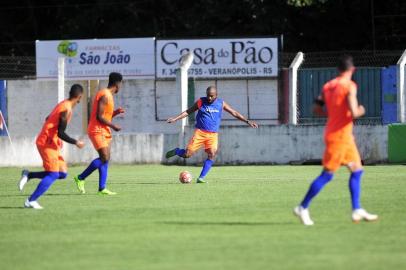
167, 102, 199, 123
313, 93, 327, 117
347, 84, 365, 119
97, 96, 121, 131
223, 101, 258, 128
58, 111, 84, 148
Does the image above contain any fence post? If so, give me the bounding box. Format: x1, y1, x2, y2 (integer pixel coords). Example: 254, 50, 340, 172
289, 52, 304, 125
176, 52, 194, 150
397, 50, 406, 123
57, 57, 65, 102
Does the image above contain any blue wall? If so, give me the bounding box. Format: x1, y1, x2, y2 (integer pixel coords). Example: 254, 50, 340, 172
381, 66, 397, 124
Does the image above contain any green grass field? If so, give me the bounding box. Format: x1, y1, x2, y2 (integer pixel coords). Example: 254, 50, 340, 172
0, 165, 405, 270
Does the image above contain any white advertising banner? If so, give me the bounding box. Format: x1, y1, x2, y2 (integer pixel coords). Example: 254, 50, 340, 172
36, 38, 155, 80
156, 37, 278, 78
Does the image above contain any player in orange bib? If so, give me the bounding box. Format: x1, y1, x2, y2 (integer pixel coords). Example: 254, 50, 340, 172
294, 55, 378, 225
73, 72, 124, 195
18, 84, 85, 209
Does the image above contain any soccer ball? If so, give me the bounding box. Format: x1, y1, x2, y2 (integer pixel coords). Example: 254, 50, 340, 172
179, 171, 192, 184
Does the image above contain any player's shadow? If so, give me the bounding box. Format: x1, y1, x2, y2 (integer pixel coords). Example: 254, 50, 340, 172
113, 182, 178, 185
47, 193, 83, 196
0, 193, 86, 197
0, 194, 27, 197
160, 221, 295, 226
0, 206, 25, 209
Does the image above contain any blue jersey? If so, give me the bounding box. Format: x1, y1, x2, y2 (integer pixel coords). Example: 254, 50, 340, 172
195, 97, 224, 132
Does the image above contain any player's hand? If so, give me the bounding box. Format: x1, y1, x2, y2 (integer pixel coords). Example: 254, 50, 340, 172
358, 105, 365, 117
115, 107, 125, 115
247, 120, 258, 128
112, 124, 121, 132
167, 117, 177, 123
76, 140, 85, 149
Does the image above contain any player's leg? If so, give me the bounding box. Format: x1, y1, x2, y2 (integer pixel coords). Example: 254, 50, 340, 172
294, 168, 334, 226
20, 170, 66, 191
299, 169, 334, 208
73, 133, 105, 193
196, 133, 218, 183
165, 129, 203, 159
19, 145, 52, 191
166, 147, 187, 158
294, 142, 340, 225
345, 143, 378, 222
77, 158, 103, 179
74, 157, 103, 193
97, 144, 116, 195
25, 148, 61, 209
57, 157, 68, 180
19, 170, 48, 191
25, 172, 60, 209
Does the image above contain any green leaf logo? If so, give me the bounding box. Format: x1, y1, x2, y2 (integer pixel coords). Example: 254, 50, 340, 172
57, 40, 78, 57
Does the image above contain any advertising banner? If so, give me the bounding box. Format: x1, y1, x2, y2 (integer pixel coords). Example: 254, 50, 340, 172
156, 38, 278, 78
36, 38, 155, 80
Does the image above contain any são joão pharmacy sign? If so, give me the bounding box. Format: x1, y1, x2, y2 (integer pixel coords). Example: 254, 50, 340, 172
156, 37, 278, 78
36, 38, 155, 80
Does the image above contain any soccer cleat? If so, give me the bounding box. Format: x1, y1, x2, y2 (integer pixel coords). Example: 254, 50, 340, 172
294, 206, 314, 226
18, 169, 29, 191
352, 208, 378, 223
98, 188, 117, 195
196, 178, 207, 184
24, 199, 43, 209
165, 148, 178, 159
73, 175, 86, 194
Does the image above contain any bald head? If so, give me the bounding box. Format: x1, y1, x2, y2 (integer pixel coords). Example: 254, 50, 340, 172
206, 86, 218, 103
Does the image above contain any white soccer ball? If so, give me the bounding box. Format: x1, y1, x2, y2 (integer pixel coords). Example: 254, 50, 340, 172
179, 171, 192, 184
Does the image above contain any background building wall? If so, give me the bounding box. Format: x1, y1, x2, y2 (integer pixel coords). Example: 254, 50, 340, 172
6, 78, 279, 137
0, 125, 387, 167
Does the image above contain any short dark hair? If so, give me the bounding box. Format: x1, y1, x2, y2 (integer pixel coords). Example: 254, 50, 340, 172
108, 72, 123, 87
337, 55, 354, 72
69, 84, 83, 99
206, 85, 217, 94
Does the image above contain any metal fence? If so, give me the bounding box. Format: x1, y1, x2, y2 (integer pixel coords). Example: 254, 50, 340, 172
0, 56, 35, 79
1, 50, 399, 77
299, 50, 402, 68
298, 67, 382, 125
296, 50, 403, 125
0, 51, 402, 126
0, 52, 313, 80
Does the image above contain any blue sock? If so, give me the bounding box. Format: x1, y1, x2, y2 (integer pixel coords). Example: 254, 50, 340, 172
28, 171, 48, 180
58, 172, 68, 179
349, 170, 363, 210
199, 159, 214, 179
29, 172, 59, 201
175, 148, 186, 157
301, 171, 334, 209
98, 161, 109, 191
78, 158, 103, 180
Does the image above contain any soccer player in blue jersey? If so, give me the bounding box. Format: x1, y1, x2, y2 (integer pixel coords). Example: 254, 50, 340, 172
165, 85, 258, 183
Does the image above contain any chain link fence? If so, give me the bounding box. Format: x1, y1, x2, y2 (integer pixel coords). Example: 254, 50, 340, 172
300, 50, 402, 68
0, 53, 297, 80
3, 51, 398, 75
0, 56, 36, 79
296, 50, 403, 125
0, 51, 402, 127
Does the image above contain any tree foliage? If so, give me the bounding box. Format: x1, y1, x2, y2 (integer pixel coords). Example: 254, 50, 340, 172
0, 0, 404, 56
